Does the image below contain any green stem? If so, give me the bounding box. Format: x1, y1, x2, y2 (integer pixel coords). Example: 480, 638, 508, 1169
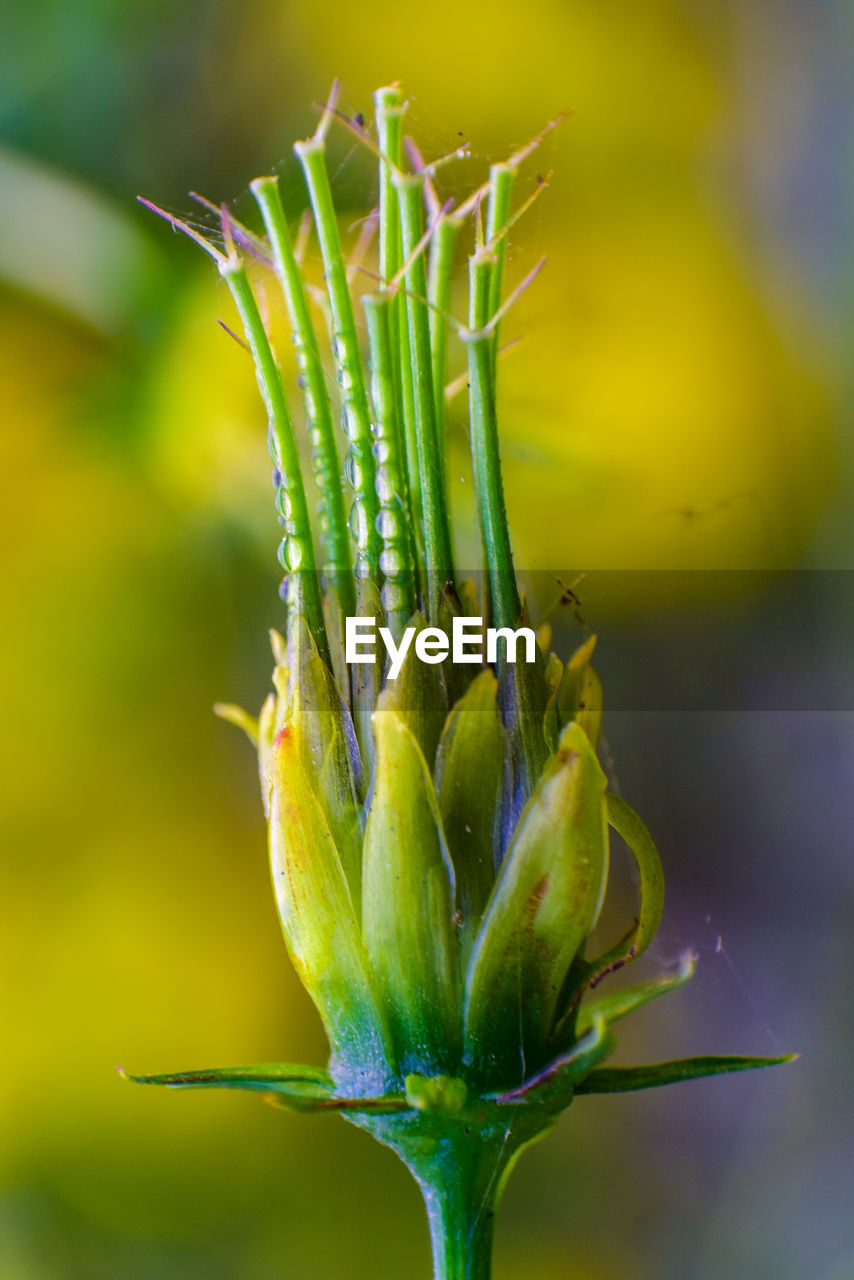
350, 1114, 526, 1280
294, 137, 381, 583
374, 85, 405, 290
219, 256, 329, 666
463, 264, 519, 632
420, 1155, 498, 1280
250, 175, 355, 620
485, 163, 514, 374
428, 214, 459, 463
374, 86, 423, 591
363, 291, 417, 636
395, 171, 455, 616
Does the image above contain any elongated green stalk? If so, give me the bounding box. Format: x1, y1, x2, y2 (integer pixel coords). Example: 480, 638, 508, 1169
374, 87, 404, 289
428, 214, 459, 461
218, 254, 329, 665
464, 254, 519, 631
395, 171, 455, 616
420, 1153, 499, 1280
484, 163, 514, 374
295, 136, 381, 582
250, 175, 355, 619
375, 88, 423, 554
363, 291, 417, 637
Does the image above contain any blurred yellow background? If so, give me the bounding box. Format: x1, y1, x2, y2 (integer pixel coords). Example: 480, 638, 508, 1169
2, 1, 853, 1276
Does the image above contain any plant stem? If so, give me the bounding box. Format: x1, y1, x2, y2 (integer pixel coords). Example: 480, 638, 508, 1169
428, 214, 459, 463
420, 1159, 497, 1280
294, 137, 381, 583
485, 163, 514, 375
463, 268, 519, 633
218, 255, 330, 667
363, 291, 417, 636
250, 175, 355, 621
395, 171, 455, 617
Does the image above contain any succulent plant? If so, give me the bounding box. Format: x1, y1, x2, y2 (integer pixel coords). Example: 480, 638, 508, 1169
127, 82, 793, 1280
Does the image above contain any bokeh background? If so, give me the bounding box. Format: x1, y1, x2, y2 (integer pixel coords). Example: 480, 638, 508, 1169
2, 1, 853, 1277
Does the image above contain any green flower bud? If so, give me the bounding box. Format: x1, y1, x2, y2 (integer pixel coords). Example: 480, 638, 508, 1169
131, 83, 796, 1280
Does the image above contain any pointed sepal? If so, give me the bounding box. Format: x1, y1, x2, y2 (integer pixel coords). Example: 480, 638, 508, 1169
287, 621, 363, 892
435, 670, 507, 951
464, 720, 609, 1089
268, 724, 394, 1090
388, 613, 449, 767
362, 699, 460, 1073
575, 1053, 797, 1094
121, 1063, 411, 1113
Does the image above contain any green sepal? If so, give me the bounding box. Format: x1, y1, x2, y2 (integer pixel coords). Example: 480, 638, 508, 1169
435, 670, 507, 953
268, 724, 395, 1092
575, 951, 696, 1036
492, 1018, 614, 1111
578, 791, 666, 990
349, 578, 385, 777
435, 587, 474, 711
121, 1062, 334, 1105
575, 1053, 797, 1095
387, 612, 449, 767
362, 700, 460, 1075
497, 605, 550, 830
121, 1063, 411, 1113
464, 720, 609, 1089
286, 621, 363, 892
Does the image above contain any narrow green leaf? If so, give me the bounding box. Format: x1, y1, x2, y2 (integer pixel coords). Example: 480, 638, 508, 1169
122, 1062, 334, 1096
575, 1054, 797, 1095
268, 724, 394, 1087
464, 721, 609, 1089
576, 952, 696, 1036
122, 1063, 412, 1113
362, 701, 460, 1073
435, 670, 507, 951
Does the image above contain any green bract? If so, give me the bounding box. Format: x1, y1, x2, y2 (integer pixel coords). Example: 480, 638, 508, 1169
130, 82, 794, 1280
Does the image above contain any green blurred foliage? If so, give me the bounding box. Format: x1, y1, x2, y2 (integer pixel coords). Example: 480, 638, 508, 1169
1, 1, 852, 1276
